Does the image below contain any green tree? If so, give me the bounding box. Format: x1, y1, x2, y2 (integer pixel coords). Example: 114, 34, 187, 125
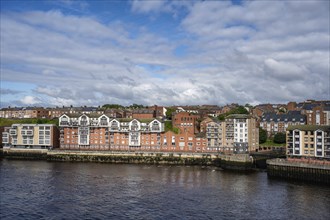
230, 106, 249, 114
129, 103, 144, 109
217, 114, 225, 121
164, 121, 179, 134
279, 108, 286, 113
165, 107, 176, 120
217, 105, 249, 121
274, 132, 286, 144
259, 128, 267, 144
102, 104, 124, 109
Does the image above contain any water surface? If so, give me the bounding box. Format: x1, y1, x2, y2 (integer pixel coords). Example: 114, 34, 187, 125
1, 160, 329, 219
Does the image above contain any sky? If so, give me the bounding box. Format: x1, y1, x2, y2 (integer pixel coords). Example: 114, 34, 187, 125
0, 0, 329, 108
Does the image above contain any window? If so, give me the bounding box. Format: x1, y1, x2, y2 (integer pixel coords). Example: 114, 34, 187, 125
100, 116, 108, 126
151, 121, 160, 131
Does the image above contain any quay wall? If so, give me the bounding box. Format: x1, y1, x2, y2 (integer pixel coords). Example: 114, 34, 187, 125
0, 148, 48, 160
0, 148, 253, 170
267, 158, 330, 184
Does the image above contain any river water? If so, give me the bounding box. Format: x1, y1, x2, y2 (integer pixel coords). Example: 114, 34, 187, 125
0, 160, 329, 220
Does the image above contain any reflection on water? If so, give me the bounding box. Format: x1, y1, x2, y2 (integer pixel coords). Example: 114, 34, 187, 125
1, 160, 330, 220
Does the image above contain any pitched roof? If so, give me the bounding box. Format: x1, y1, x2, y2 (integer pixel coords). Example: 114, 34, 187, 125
301, 103, 318, 110
287, 125, 330, 131
226, 114, 251, 119
262, 111, 306, 122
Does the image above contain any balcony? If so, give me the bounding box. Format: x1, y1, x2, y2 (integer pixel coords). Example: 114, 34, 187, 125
2, 132, 9, 138
21, 130, 34, 136
110, 127, 119, 131
60, 122, 69, 126
80, 121, 88, 126
71, 122, 79, 126
9, 129, 17, 135
151, 126, 160, 131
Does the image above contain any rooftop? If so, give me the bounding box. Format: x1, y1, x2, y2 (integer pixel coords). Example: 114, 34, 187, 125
287, 125, 330, 131
226, 114, 251, 119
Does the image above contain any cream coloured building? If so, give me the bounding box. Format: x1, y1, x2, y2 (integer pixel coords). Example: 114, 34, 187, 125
1, 124, 59, 149
286, 125, 330, 159
205, 114, 259, 154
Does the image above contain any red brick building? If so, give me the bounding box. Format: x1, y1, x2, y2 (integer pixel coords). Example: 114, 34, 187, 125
172, 112, 200, 134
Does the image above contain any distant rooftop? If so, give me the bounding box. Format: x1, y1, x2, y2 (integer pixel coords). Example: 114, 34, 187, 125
287, 125, 330, 131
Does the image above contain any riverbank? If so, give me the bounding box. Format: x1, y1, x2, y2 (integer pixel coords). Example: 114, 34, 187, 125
267, 158, 330, 184
0, 148, 254, 171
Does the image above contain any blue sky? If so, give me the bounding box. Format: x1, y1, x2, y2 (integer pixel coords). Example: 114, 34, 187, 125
1, 0, 329, 107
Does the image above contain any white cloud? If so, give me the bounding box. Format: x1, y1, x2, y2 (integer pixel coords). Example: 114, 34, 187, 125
264, 58, 307, 81
20, 96, 42, 105
1, 1, 329, 107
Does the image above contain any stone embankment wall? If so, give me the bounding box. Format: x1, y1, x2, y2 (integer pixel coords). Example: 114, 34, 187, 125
1, 148, 48, 160
267, 158, 330, 184
0, 148, 255, 170
47, 151, 214, 166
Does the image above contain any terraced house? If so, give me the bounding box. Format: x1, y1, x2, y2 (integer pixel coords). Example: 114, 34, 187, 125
260, 111, 306, 136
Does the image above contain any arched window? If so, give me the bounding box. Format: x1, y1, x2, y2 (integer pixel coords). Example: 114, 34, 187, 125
131, 120, 139, 131
100, 116, 108, 126
60, 116, 69, 126
80, 116, 88, 126
110, 120, 119, 131
151, 121, 160, 131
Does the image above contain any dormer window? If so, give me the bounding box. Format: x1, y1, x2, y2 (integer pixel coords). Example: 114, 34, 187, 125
80, 116, 88, 126
130, 120, 139, 131
151, 120, 160, 131
60, 116, 69, 126
100, 116, 108, 126
110, 120, 119, 131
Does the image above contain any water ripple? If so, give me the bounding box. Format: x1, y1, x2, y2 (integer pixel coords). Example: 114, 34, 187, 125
1, 160, 330, 220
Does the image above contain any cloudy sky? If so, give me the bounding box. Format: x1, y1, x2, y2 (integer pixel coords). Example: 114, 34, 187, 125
1, 0, 329, 108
